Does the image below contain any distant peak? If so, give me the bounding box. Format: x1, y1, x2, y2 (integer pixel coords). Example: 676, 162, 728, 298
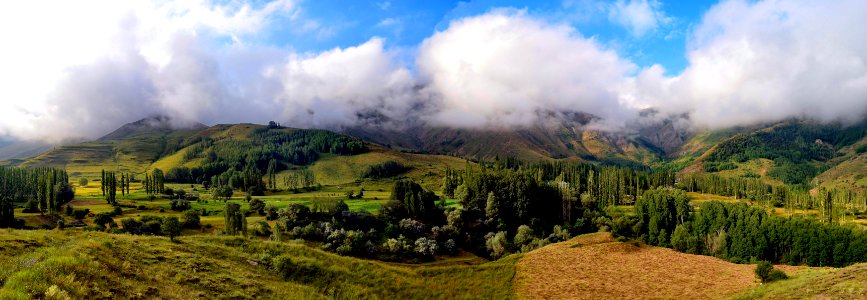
98, 115, 207, 141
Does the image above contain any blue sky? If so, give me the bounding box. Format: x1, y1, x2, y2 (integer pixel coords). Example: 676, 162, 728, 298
267, 0, 717, 74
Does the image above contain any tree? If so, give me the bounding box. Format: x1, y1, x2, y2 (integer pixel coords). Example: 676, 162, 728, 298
0, 197, 15, 228
214, 186, 233, 201
671, 224, 692, 253
224, 203, 246, 236
162, 216, 182, 241
79, 178, 88, 187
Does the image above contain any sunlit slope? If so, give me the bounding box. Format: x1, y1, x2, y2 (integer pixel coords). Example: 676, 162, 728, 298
515, 232, 778, 299
0, 230, 517, 299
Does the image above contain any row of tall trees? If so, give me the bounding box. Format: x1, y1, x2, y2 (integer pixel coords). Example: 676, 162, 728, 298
143, 169, 165, 195
679, 173, 867, 223
0, 167, 73, 227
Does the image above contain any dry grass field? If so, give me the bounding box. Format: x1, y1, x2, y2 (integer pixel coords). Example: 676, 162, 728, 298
515, 232, 810, 300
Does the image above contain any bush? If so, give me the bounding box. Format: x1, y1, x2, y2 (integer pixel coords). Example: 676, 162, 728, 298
111, 206, 123, 216
182, 209, 201, 229
755, 261, 788, 283
249, 198, 266, 215
170, 200, 191, 211
414, 237, 438, 259
72, 209, 89, 220
485, 231, 508, 259
93, 213, 116, 229
254, 221, 272, 237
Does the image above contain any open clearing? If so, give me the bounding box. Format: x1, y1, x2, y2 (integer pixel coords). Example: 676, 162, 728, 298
515, 233, 809, 300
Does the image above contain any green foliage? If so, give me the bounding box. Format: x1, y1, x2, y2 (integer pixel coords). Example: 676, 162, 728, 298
633, 188, 691, 246
181, 209, 200, 229
755, 261, 788, 283
249, 198, 266, 215
701, 122, 860, 184
93, 213, 116, 229
171, 127, 366, 189
389, 179, 440, 222
161, 216, 181, 241
224, 203, 247, 236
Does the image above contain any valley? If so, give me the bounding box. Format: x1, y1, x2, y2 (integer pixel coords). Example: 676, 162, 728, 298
1, 117, 867, 299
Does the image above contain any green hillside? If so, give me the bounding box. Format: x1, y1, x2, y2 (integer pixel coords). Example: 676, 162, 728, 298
0, 230, 516, 299
680, 120, 867, 186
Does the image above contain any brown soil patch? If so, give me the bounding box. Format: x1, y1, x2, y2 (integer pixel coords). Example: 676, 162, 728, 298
516, 233, 761, 299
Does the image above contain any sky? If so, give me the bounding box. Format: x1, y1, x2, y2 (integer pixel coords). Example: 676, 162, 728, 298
1, 0, 866, 141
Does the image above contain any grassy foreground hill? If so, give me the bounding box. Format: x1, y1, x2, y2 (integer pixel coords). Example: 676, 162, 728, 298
0, 229, 516, 299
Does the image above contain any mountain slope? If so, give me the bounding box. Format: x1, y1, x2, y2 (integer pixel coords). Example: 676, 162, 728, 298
680, 120, 867, 185
15, 116, 205, 176
343, 124, 669, 167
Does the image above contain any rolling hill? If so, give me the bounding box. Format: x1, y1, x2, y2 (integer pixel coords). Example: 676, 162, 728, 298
2, 229, 863, 299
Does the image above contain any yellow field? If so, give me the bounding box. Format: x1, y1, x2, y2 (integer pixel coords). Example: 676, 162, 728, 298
515, 232, 813, 300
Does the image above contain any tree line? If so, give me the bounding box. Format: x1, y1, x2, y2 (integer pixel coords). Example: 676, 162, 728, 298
679, 173, 867, 223
619, 187, 867, 267
0, 167, 73, 228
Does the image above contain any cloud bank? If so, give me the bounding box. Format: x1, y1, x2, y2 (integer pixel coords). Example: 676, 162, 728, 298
1, 0, 867, 142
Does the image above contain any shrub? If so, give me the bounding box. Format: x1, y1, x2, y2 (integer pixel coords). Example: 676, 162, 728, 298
513, 225, 534, 248
93, 213, 116, 229
170, 200, 191, 211
249, 198, 266, 215
485, 231, 508, 259
755, 261, 788, 283
72, 209, 89, 220
254, 221, 272, 237
414, 237, 438, 258
121, 218, 142, 234
182, 209, 201, 229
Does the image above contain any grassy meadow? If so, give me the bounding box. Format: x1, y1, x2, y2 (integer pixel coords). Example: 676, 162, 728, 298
0, 229, 517, 299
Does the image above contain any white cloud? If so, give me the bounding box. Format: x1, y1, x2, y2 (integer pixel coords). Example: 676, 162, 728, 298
3, 0, 867, 142
607, 0, 670, 37
627, 0, 867, 128
269, 38, 416, 128
417, 10, 638, 128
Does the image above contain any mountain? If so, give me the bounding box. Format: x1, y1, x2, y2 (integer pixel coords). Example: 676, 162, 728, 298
11, 116, 207, 175
0, 139, 54, 161
10, 115, 867, 189
341, 111, 692, 167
